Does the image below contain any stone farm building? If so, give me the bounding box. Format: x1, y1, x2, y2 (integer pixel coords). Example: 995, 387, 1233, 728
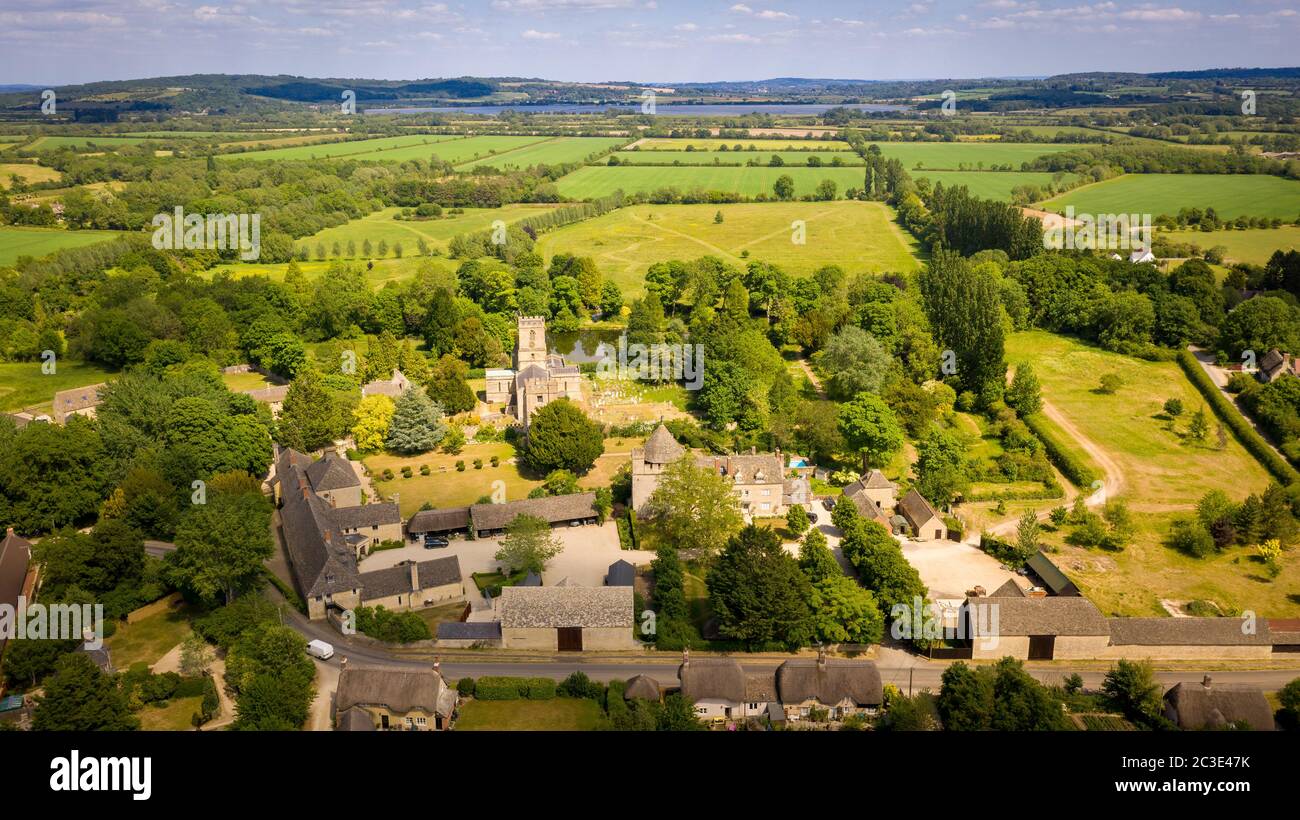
52, 383, 105, 424
274, 447, 464, 620
498, 585, 636, 650
485, 316, 582, 427
631, 423, 810, 519
334, 660, 457, 731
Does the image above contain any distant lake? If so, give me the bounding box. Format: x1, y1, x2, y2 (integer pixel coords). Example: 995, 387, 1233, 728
364, 102, 910, 116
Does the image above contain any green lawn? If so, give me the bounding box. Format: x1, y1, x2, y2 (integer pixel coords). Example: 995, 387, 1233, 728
1039, 174, 1300, 220
205, 255, 460, 290
456, 137, 629, 170
456, 698, 607, 730
633, 137, 853, 151
297, 204, 563, 256
535, 201, 921, 295
611, 150, 864, 167
217, 133, 466, 161
0, 226, 124, 265
554, 165, 870, 199
910, 170, 1079, 201
1160, 227, 1300, 266
220, 371, 277, 392
138, 696, 204, 731
105, 607, 193, 669
870, 142, 1091, 170
0, 359, 116, 413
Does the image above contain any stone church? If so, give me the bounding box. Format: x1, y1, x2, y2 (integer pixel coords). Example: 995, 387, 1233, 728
485, 316, 583, 427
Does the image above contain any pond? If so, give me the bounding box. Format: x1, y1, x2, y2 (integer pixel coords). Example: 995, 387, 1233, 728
548, 328, 624, 364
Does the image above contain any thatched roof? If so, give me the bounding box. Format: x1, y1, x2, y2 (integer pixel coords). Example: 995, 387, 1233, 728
678, 658, 746, 703
1108, 618, 1273, 647
335, 665, 452, 717
624, 675, 661, 701
1164, 681, 1275, 730
965, 595, 1109, 637
642, 424, 685, 464
336, 706, 376, 731
471, 492, 597, 531
776, 659, 883, 707
499, 585, 633, 629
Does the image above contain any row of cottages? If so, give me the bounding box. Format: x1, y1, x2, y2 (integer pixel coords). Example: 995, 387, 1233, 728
675, 651, 883, 725
631, 423, 812, 519
273, 446, 465, 621
840, 470, 946, 541
334, 658, 458, 731
405, 493, 600, 542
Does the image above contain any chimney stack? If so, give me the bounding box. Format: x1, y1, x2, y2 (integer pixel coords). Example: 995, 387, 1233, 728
1202, 675, 1213, 689
340, 656, 348, 669
682, 647, 690, 667
817, 647, 827, 670
433, 656, 441, 675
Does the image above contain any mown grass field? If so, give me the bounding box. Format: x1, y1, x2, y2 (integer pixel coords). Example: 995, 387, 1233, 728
297, 203, 563, 255
0, 162, 61, 187
25, 135, 157, 150
909, 170, 1079, 200
104, 606, 193, 669
0, 225, 123, 265
535, 201, 921, 295
455, 136, 628, 169
611, 150, 863, 166
1038, 173, 1300, 219
218, 133, 465, 161
555, 165, 867, 199
871, 141, 1090, 169
455, 698, 606, 730
1160, 227, 1300, 265
0, 359, 116, 413
633, 137, 852, 151
206, 255, 459, 289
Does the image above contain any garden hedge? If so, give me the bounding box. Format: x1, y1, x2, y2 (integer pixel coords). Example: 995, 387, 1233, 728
1022, 412, 1098, 489
473, 676, 557, 701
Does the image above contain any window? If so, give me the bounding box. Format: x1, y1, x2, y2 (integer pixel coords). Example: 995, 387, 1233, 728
404, 717, 413, 727
415, 716, 427, 727
748, 703, 758, 710
762, 489, 771, 496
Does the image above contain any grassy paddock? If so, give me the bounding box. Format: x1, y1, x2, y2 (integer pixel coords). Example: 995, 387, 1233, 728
1160, 227, 1300, 265
297, 204, 562, 256
872, 141, 1091, 169
0, 359, 117, 413
0, 226, 123, 266
555, 165, 869, 199
1038, 173, 1300, 220
455, 698, 606, 730
911, 170, 1079, 201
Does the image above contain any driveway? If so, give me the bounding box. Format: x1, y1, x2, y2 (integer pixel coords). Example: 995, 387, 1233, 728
901, 538, 1017, 599
307, 658, 339, 731
355, 521, 656, 614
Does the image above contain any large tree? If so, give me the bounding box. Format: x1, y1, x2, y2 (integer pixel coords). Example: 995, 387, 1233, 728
820, 326, 891, 400
706, 524, 814, 649
919, 251, 1007, 395
426, 354, 477, 415
0, 416, 110, 533
838, 393, 905, 471
494, 513, 564, 575
168, 485, 274, 604
522, 398, 604, 474
643, 455, 743, 558
351, 394, 395, 452
915, 427, 969, 507
33, 653, 138, 731
385, 387, 447, 454
809, 575, 885, 645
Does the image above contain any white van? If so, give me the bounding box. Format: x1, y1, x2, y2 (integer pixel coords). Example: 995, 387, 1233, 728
306, 639, 335, 660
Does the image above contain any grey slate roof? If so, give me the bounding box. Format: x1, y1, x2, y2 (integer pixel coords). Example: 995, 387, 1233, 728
624, 675, 662, 701
989, 578, 1028, 598
53, 383, 105, 416
306, 452, 361, 491
499, 585, 634, 629
776, 659, 883, 707
278, 454, 360, 599
843, 486, 887, 520
358, 556, 462, 601
335, 665, 452, 717
331, 502, 401, 531
898, 488, 941, 529
965, 595, 1109, 637
1108, 617, 1273, 646
605, 559, 635, 587
470, 492, 597, 531
1164, 682, 1275, 730
407, 507, 471, 534
1026, 550, 1080, 596
678, 658, 746, 703
436, 621, 502, 641
843, 470, 895, 495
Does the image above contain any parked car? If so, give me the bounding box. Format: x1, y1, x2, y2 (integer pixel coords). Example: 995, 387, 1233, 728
822, 497, 836, 511
306, 640, 335, 660
424, 536, 450, 549
807, 512, 819, 525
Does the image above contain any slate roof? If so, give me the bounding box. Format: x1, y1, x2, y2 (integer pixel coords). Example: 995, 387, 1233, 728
53, 383, 105, 417
843, 486, 888, 520
407, 507, 471, 534
642, 424, 685, 464
335, 664, 453, 717
436, 621, 502, 641
331, 502, 401, 531
623, 675, 662, 701
965, 595, 1109, 637
1026, 550, 1081, 596
499, 585, 634, 629
357, 556, 462, 601
843, 470, 895, 495
678, 658, 746, 703
898, 488, 941, 528
1108, 618, 1273, 647
697, 452, 783, 484
776, 659, 883, 707
989, 578, 1028, 598
470, 492, 597, 531
605, 559, 635, 587
0, 528, 32, 616
277, 451, 361, 598
1164, 681, 1275, 730
305, 452, 361, 492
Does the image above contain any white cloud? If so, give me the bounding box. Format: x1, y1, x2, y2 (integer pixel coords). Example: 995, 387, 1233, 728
674, 22, 698, 31
521, 28, 561, 39
707, 32, 761, 43
1117, 7, 1202, 22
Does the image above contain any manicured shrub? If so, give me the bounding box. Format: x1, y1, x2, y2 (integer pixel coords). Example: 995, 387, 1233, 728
455, 460, 466, 472
420, 464, 431, 476
456, 677, 476, 697
474, 677, 523, 701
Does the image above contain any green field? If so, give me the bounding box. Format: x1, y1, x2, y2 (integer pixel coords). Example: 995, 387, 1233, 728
870, 142, 1090, 169
0, 225, 123, 265
536, 201, 921, 295
634, 137, 852, 151
1039, 173, 1300, 219
206, 255, 459, 290
911, 170, 1078, 201
1160, 227, 1300, 265
298, 203, 562, 255
456, 698, 606, 730
0, 359, 117, 413
612, 150, 863, 167
218, 133, 466, 161
24, 135, 157, 150
455, 136, 629, 170
555, 165, 868, 199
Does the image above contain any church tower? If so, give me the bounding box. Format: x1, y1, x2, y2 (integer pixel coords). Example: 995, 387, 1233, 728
515, 316, 547, 367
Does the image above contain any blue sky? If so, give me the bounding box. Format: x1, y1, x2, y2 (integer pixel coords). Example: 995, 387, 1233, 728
2, 0, 1298, 86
